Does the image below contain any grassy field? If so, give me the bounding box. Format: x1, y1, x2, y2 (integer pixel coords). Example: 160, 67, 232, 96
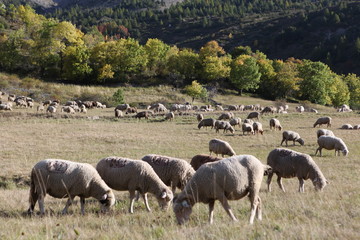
0, 93, 359, 239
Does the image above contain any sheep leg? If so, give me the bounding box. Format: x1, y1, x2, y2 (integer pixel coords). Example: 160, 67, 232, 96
298, 178, 305, 193
277, 175, 285, 192
142, 193, 151, 212
208, 200, 215, 224
62, 196, 75, 215
267, 172, 274, 192
80, 197, 86, 215
249, 195, 260, 224
129, 190, 136, 214
28, 187, 38, 214
219, 197, 238, 222
38, 194, 46, 215
255, 196, 262, 221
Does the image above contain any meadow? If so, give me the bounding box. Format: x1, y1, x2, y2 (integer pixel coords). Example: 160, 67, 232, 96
0, 93, 359, 239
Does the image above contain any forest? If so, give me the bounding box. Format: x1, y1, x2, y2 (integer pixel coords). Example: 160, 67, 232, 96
0, 4, 359, 108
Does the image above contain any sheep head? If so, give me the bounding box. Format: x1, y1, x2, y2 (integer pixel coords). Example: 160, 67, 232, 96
173, 194, 193, 225
157, 189, 173, 211
99, 190, 115, 213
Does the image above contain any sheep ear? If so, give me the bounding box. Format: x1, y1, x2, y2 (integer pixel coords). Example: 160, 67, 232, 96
160, 191, 167, 199
181, 200, 190, 208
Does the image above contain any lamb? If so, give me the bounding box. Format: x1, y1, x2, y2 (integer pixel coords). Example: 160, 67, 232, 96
196, 113, 204, 122
190, 154, 222, 171
141, 154, 195, 193
218, 112, 234, 120
165, 112, 175, 121
253, 122, 264, 135
173, 155, 271, 225
281, 130, 304, 146
96, 156, 173, 213
313, 116, 332, 128
269, 118, 282, 131
315, 135, 349, 156
316, 129, 335, 138
246, 111, 260, 120
209, 138, 236, 157
242, 123, 254, 135
27, 159, 115, 215
229, 117, 242, 128
215, 120, 235, 133
341, 124, 353, 129
266, 148, 327, 193
198, 118, 216, 129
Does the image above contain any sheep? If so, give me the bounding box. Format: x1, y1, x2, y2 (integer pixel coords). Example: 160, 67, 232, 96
115, 103, 130, 111
243, 118, 254, 125
238, 104, 245, 111
253, 122, 264, 135
165, 112, 175, 121
227, 105, 238, 111
296, 106, 304, 113
341, 124, 353, 129
261, 106, 276, 114
126, 107, 137, 114
173, 155, 271, 225
36, 104, 44, 112
353, 125, 360, 130
27, 159, 115, 215
313, 116, 332, 128
215, 105, 224, 111
215, 120, 235, 134
269, 118, 282, 131
0, 103, 12, 111
8, 94, 15, 102
266, 148, 327, 193
281, 130, 304, 146
196, 113, 204, 122
61, 106, 75, 114
315, 135, 348, 156
190, 154, 222, 171
244, 105, 254, 111
309, 108, 318, 113
96, 156, 173, 213
198, 118, 216, 129
141, 154, 195, 193
46, 106, 57, 113
247, 111, 260, 120
218, 112, 234, 120
242, 123, 254, 135
134, 111, 150, 120
209, 138, 236, 157
316, 129, 335, 138
229, 117, 242, 128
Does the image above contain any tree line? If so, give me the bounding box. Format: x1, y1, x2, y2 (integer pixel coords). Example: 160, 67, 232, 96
0, 5, 359, 108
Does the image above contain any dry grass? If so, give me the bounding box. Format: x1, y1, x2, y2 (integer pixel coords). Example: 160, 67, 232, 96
0, 95, 360, 239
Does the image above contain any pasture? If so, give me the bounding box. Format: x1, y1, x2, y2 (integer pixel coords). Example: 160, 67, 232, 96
0, 98, 359, 239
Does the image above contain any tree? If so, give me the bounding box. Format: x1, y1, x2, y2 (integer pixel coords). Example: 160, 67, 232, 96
184, 80, 207, 102
144, 38, 170, 76
167, 48, 200, 82
62, 45, 92, 82
201, 55, 231, 82
343, 73, 360, 108
229, 55, 261, 95
112, 88, 125, 105
231, 46, 252, 59
199, 40, 225, 60
329, 74, 350, 106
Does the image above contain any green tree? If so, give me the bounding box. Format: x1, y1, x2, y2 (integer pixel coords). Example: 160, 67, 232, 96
230, 55, 261, 95
112, 88, 125, 105
144, 38, 170, 76
199, 40, 225, 60
184, 80, 207, 102
167, 48, 200, 81
201, 55, 231, 82
329, 74, 350, 106
231, 46, 252, 59
62, 45, 92, 82
343, 73, 360, 108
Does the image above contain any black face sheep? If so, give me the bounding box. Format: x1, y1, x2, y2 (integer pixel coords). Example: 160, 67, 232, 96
96, 157, 173, 213
315, 135, 349, 156
141, 154, 195, 193
27, 159, 115, 216
242, 123, 255, 135
269, 118, 282, 131
215, 120, 235, 133
246, 111, 260, 120
281, 130, 304, 146
313, 116, 332, 128
253, 122, 264, 135
209, 138, 236, 157
173, 155, 271, 225
198, 118, 216, 129
316, 129, 335, 138
266, 148, 327, 193
190, 154, 222, 171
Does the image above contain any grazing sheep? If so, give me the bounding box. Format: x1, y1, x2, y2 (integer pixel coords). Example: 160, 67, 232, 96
242, 123, 254, 135
227, 105, 238, 111
316, 129, 335, 138
115, 103, 130, 111
96, 157, 173, 213
61, 106, 75, 114
190, 154, 222, 171
114, 109, 123, 118
309, 108, 318, 113
229, 117, 242, 128
209, 139, 236, 157
134, 111, 150, 120
238, 104, 245, 111
281, 130, 304, 146
215, 120, 235, 133
126, 107, 137, 114
218, 112, 234, 120
196, 113, 204, 122
247, 112, 260, 120
8, 94, 15, 102
215, 105, 224, 111
266, 148, 327, 193
244, 105, 254, 111
46, 106, 57, 113
253, 122, 264, 135
341, 124, 353, 129
165, 112, 175, 121
0, 103, 12, 111
315, 136, 349, 156
261, 106, 276, 114
243, 119, 254, 125
173, 155, 271, 225
28, 159, 115, 215
141, 154, 195, 193
296, 106, 305, 113
198, 118, 216, 129
269, 118, 282, 131
313, 116, 332, 128
353, 125, 360, 130
36, 104, 44, 112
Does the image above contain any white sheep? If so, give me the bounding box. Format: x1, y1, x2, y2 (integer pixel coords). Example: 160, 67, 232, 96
209, 138, 236, 157
281, 130, 304, 146
242, 123, 254, 135
96, 156, 173, 213
27, 159, 115, 215
46, 105, 57, 113
313, 116, 332, 128
141, 154, 195, 193
253, 122, 264, 135
198, 118, 216, 129
215, 120, 235, 133
165, 112, 175, 121
229, 117, 242, 128
218, 112, 234, 120
341, 124, 353, 129
269, 118, 282, 131
266, 148, 327, 193
315, 136, 349, 156
196, 113, 204, 122
173, 155, 271, 225
0, 103, 12, 111
296, 106, 304, 113
316, 129, 335, 138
